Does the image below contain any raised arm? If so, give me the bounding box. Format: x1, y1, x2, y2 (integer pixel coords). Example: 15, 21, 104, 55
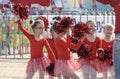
17, 20, 31, 39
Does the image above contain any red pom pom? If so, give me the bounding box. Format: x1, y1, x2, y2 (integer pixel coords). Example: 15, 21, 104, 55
56, 17, 73, 33
77, 43, 92, 58
104, 46, 113, 66
97, 48, 105, 61
13, 3, 29, 20
72, 22, 90, 39
97, 46, 113, 65
70, 37, 78, 53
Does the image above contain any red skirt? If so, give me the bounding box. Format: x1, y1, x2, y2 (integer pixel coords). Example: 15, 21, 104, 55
97, 61, 111, 73
54, 59, 80, 76
26, 56, 51, 73
78, 58, 98, 71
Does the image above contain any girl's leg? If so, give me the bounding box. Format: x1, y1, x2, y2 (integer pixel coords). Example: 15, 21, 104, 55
49, 75, 54, 79
25, 72, 35, 79
103, 72, 108, 79
82, 71, 89, 79
70, 72, 80, 79
39, 71, 45, 79
81, 65, 90, 79
63, 75, 70, 79
109, 66, 115, 79
90, 67, 97, 79
57, 76, 62, 79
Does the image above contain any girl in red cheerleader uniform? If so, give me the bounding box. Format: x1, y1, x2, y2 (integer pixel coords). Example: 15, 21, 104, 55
78, 20, 102, 79
16, 15, 56, 79
100, 24, 115, 79
53, 17, 82, 79
47, 16, 61, 61
47, 16, 62, 79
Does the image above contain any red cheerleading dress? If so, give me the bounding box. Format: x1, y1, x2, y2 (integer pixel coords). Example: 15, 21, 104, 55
54, 35, 83, 76
98, 39, 114, 72
78, 37, 102, 71
17, 20, 56, 73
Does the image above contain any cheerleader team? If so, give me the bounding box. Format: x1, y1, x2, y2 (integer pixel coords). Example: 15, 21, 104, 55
16, 14, 115, 79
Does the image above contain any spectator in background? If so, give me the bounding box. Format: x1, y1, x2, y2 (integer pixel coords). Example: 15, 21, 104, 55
0, 37, 2, 54
51, 0, 62, 13
6, 34, 11, 55
6, 23, 11, 55
30, 7, 38, 15
78, 0, 83, 8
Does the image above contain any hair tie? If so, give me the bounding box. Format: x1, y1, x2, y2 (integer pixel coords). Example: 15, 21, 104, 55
30, 20, 35, 26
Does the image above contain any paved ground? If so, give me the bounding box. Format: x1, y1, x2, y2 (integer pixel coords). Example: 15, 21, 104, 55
0, 54, 111, 79
0, 59, 81, 79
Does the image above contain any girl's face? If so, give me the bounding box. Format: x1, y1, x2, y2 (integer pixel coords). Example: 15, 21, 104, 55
103, 27, 113, 37
33, 23, 44, 35
87, 22, 96, 34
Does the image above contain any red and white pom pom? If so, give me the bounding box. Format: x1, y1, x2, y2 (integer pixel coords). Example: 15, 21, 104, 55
97, 48, 105, 61
72, 22, 90, 39
13, 3, 29, 20
77, 43, 92, 58
104, 46, 113, 66
56, 16, 73, 33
